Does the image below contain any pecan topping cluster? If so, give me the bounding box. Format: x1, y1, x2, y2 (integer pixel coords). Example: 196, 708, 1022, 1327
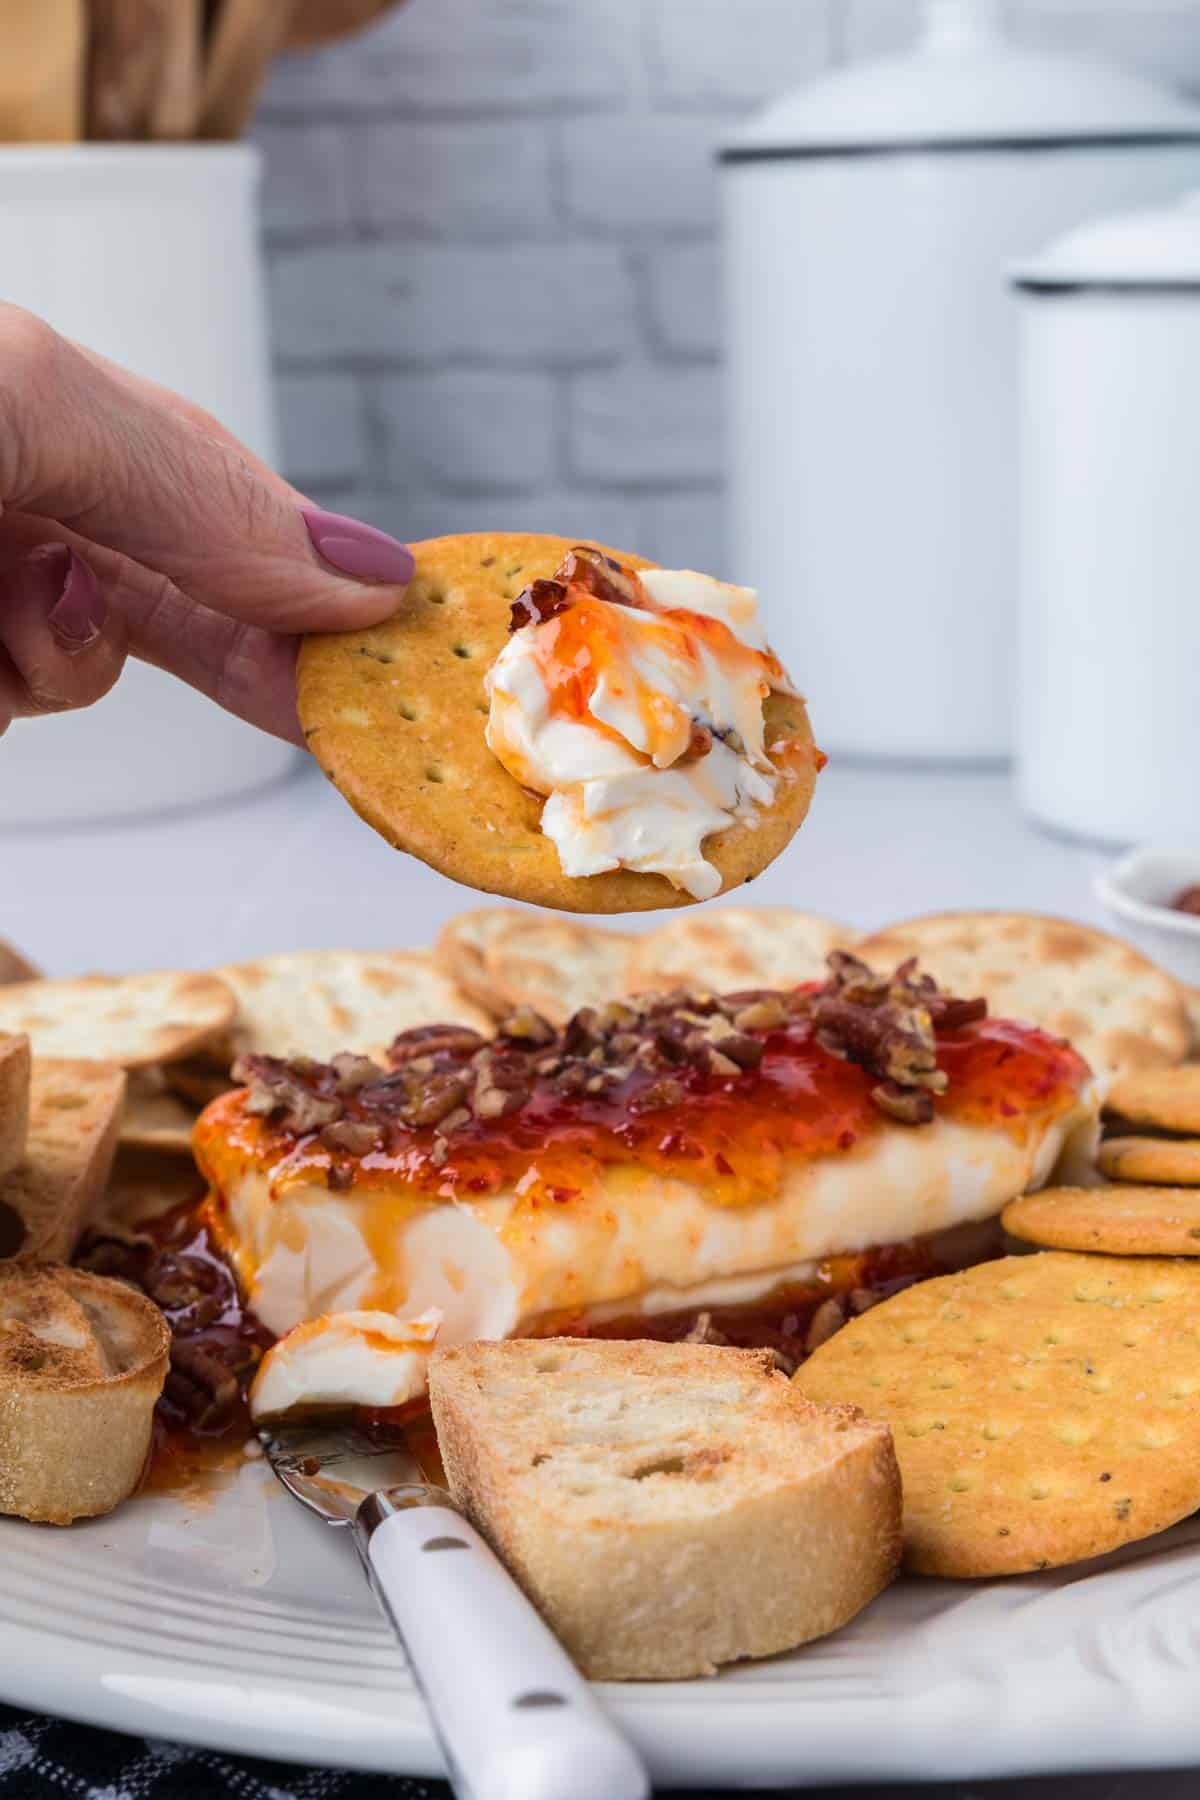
508, 544, 644, 632
807, 950, 987, 1124
231, 952, 987, 1180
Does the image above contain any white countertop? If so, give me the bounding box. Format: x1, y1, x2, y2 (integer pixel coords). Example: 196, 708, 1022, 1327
0, 760, 1113, 978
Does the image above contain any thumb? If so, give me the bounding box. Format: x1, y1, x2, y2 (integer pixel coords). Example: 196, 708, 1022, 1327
0, 306, 412, 634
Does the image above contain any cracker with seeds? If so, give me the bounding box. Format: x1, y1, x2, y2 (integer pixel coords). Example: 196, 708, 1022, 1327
795, 1251, 1200, 1577
433, 906, 528, 1018
1003, 1185, 1200, 1255
216, 949, 490, 1063
1097, 1136, 1200, 1186
0, 971, 235, 1069
627, 907, 857, 997
1104, 1066, 1200, 1135
482, 917, 634, 1025
297, 533, 819, 914
858, 912, 1188, 1078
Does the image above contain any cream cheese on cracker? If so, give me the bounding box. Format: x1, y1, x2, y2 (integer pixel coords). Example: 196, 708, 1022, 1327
485, 560, 796, 900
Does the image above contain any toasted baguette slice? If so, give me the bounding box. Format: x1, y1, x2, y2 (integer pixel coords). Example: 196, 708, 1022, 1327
0, 1059, 125, 1262
0, 1263, 169, 1523
0, 1033, 31, 1183
429, 1338, 901, 1680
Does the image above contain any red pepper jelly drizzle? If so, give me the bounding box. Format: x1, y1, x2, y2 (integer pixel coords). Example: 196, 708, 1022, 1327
75, 1191, 274, 1488
202, 1013, 1090, 1214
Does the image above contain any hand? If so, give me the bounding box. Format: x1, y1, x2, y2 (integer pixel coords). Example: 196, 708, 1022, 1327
0, 305, 414, 745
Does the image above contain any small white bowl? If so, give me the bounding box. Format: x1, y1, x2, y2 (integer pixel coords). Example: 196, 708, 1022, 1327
1095, 849, 1200, 990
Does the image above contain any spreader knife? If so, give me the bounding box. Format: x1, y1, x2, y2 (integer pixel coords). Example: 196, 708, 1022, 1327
258, 1419, 649, 1800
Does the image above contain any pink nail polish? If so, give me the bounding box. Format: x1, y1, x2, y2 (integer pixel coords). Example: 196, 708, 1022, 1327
46, 549, 106, 651
301, 507, 416, 586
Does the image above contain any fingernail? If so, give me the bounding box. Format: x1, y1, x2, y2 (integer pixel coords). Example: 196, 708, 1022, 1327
46, 548, 106, 652
301, 507, 415, 586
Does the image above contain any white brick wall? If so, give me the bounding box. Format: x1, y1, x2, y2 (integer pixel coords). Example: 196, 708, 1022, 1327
256, 0, 1200, 571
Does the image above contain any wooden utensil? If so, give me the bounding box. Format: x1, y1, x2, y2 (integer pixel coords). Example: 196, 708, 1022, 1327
0, 0, 85, 142
287, 0, 407, 49
87, 0, 168, 140
198, 0, 296, 139
149, 0, 203, 139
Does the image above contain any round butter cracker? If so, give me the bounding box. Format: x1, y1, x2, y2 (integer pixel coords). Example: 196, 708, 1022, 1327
482, 917, 634, 1025
1003, 1184, 1200, 1255
795, 1251, 1200, 1577
1097, 1136, 1200, 1187
0, 971, 235, 1070
858, 911, 1188, 1078
627, 906, 857, 997
1105, 1065, 1200, 1136
297, 533, 819, 914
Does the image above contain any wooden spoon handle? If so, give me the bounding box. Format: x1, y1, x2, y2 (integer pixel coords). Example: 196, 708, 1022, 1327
198, 0, 296, 139
0, 0, 85, 142
87, 0, 167, 140
149, 0, 203, 139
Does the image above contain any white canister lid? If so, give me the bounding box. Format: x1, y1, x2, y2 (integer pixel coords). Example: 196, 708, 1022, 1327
722, 0, 1200, 162
1014, 187, 1200, 289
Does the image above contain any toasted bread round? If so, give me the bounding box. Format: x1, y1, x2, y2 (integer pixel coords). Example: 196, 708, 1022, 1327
1003, 1184, 1200, 1255
627, 906, 856, 997
0, 971, 235, 1069
431, 1337, 900, 1679
0, 1033, 30, 1182
1104, 1066, 1200, 1135
216, 948, 491, 1062
858, 912, 1188, 1078
1097, 1135, 1200, 1186
297, 533, 820, 914
482, 917, 634, 1025
796, 1252, 1200, 1577
0, 1263, 169, 1523
433, 906, 530, 1018
96, 1146, 208, 1236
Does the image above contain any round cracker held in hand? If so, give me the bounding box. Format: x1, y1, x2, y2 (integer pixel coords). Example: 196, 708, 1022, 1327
297, 533, 820, 914
1003, 1185, 1200, 1255
795, 1252, 1200, 1577
627, 906, 855, 997
858, 911, 1188, 1078
0, 971, 235, 1069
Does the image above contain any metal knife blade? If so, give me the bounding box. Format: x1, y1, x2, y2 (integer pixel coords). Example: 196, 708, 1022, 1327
257, 1418, 437, 1525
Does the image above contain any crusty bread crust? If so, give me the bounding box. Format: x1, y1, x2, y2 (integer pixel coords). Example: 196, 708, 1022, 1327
0, 1058, 125, 1261
429, 1337, 901, 1680
0, 1263, 169, 1524
0, 1034, 31, 1183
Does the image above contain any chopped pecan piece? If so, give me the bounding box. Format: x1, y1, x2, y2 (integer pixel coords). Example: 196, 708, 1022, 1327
320, 1118, 382, 1154
388, 1024, 486, 1065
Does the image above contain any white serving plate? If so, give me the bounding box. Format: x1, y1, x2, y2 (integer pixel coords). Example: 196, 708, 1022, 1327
4, 1463, 1200, 1786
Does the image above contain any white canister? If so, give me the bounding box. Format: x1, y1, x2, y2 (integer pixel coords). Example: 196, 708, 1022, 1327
1014, 191, 1200, 846
722, 0, 1200, 763
0, 145, 296, 827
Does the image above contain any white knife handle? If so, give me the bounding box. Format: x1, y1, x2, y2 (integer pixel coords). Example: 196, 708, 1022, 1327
355, 1493, 649, 1800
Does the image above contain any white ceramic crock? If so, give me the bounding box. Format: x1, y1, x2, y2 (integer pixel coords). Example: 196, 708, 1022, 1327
0, 144, 296, 827
722, 0, 1200, 762
1014, 189, 1200, 847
